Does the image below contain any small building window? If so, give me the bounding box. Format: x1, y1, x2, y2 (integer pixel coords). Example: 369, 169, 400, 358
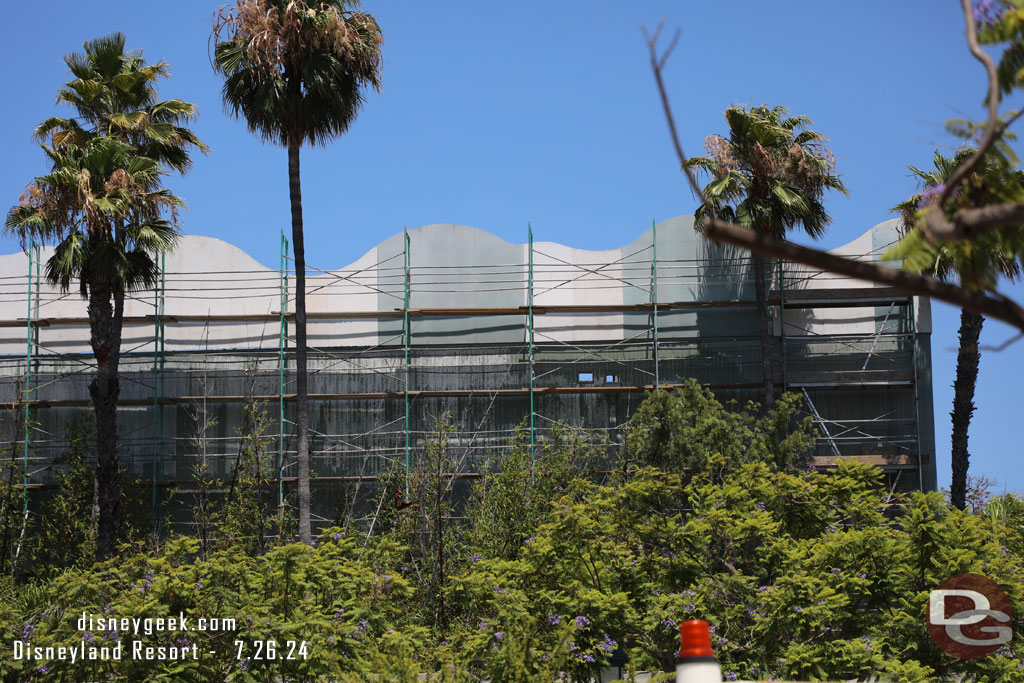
578, 372, 594, 383
605, 375, 618, 383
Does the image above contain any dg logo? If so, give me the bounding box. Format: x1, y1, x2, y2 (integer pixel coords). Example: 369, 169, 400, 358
927, 573, 1013, 659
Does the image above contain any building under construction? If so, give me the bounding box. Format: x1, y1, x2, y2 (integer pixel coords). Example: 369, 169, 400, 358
0, 216, 937, 534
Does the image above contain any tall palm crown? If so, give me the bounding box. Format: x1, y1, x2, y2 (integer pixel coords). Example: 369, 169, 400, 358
6, 136, 181, 297
891, 148, 1023, 289
687, 105, 846, 410
687, 105, 848, 237
37, 33, 205, 175
212, 0, 383, 146
9, 32, 206, 297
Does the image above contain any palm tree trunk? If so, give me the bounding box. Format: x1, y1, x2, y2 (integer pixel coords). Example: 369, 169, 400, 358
288, 142, 312, 544
88, 282, 122, 561
752, 254, 775, 409
950, 308, 983, 510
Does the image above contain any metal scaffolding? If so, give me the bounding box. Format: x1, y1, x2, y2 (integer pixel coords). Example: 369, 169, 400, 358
0, 217, 937, 533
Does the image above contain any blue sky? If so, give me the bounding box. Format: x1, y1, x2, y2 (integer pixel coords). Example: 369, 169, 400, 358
1, 1, 1020, 493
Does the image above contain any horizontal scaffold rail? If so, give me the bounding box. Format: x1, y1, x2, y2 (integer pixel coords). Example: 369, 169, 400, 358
1, 382, 765, 409
0, 374, 920, 410
15, 454, 921, 491
0, 288, 912, 328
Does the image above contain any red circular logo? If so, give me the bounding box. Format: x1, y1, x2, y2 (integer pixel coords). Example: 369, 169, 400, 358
926, 573, 1012, 659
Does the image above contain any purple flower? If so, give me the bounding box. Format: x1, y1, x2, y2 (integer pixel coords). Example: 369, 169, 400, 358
357, 619, 369, 633
974, 0, 1007, 27
574, 615, 590, 628
194, 582, 203, 589
36, 666, 49, 674
83, 631, 95, 642
333, 532, 343, 541
524, 537, 535, 545
548, 615, 561, 625
598, 633, 617, 653
725, 673, 738, 681
21, 624, 33, 640
494, 631, 504, 640
918, 183, 946, 209
470, 554, 482, 563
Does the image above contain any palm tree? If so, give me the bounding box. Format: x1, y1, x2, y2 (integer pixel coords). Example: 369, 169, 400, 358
6, 138, 182, 560
687, 105, 848, 408
892, 149, 1022, 510
4, 34, 203, 561
212, 0, 383, 543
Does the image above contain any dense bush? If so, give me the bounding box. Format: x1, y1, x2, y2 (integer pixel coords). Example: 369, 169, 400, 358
1, 383, 1022, 681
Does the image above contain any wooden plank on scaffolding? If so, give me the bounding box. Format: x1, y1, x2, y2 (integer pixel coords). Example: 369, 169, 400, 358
0, 287, 918, 329
811, 454, 918, 467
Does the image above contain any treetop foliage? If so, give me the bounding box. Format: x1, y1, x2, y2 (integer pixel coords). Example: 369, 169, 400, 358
2, 386, 1022, 681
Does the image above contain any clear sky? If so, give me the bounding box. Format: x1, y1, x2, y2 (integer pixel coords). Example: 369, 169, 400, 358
1, 1, 1020, 493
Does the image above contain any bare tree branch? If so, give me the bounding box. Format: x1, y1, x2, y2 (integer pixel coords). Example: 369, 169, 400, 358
643, 13, 1024, 333
702, 218, 1024, 331
935, 0, 1002, 209
980, 331, 1023, 352
940, 201, 1024, 238
924, 0, 1024, 241
641, 22, 708, 205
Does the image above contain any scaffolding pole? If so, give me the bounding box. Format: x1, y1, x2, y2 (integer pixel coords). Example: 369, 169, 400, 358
909, 298, 924, 492
803, 388, 842, 459
861, 301, 896, 371
403, 228, 411, 495
528, 223, 535, 459
22, 240, 38, 523
278, 231, 289, 513
651, 220, 660, 389
779, 259, 788, 391
151, 251, 165, 526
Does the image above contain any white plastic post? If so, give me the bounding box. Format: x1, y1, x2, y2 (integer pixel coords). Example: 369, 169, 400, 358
676, 620, 722, 683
